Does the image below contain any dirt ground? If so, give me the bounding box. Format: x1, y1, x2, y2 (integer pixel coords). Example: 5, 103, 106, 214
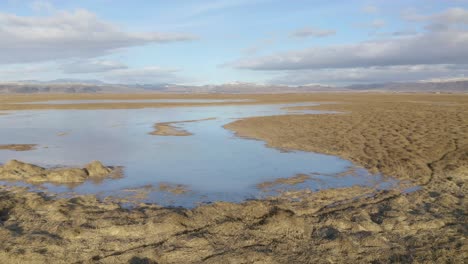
0, 93, 467, 263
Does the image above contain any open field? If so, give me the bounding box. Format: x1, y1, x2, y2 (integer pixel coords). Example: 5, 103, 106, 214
0, 92, 466, 110
0, 93, 467, 263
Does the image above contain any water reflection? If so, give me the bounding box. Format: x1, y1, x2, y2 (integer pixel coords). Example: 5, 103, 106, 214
15, 99, 254, 104
0, 103, 399, 207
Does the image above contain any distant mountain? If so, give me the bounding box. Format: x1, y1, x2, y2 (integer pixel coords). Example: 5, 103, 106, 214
0, 79, 466, 94
17, 79, 106, 85
133, 82, 343, 93
0, 82, 145, 94
346, 81, 468, 92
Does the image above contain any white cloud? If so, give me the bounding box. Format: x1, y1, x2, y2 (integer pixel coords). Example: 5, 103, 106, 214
370, 19, 386, 29
362, 5, 379, 14
404, 7, 468, 24
61, 60, 128, 74
243, 38, 275, 55
0, 62, 59, 81
101, 67, 187, 84
30, 0, 55, 13
290, 27, 336, 38
0, 9, 197, 64
355, 19, 386, 32
0, 62, 191, 84
229, 30, 468, 70
391, 30, 418, 36
269, 64, 468, 85
404, 7, 468, 32
228, 7, 468, 85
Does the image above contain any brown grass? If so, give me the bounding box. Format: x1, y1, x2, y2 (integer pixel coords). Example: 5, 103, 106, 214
226, 94, 468, 184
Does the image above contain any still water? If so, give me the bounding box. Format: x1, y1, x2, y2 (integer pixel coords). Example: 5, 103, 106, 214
16, 99, 253, 104
0, 102, 399, 207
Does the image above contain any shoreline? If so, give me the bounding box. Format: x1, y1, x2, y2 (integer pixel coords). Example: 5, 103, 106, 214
150, 118, 216, 136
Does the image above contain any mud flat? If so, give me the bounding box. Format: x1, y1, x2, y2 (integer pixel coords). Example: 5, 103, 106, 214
0, 175, 465, 263
225, 94, 468, 184
0, 160, 121, 184
0, 144, 37, 151
150, 118, 215, 136
257, 174, 310, 190
0, 93, 466, 263
0, 103, 389, 206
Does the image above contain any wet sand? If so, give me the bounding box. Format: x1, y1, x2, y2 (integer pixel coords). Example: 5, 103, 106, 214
0, 93, 466, 263
0, 144, 37, 151
257, 174, 310, 190
150, 118, 216, 136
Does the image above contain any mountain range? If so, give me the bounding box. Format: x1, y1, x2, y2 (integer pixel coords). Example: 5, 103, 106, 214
0, 79, 466, 93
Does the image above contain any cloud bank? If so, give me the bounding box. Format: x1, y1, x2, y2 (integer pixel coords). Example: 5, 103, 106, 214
229, 7, 468, 84
230, 30, 468, 70
0, 9, 196, 64
290, 27, 336, 38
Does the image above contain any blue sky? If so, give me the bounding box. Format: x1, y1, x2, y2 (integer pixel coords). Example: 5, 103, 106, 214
0, 0, 467, 85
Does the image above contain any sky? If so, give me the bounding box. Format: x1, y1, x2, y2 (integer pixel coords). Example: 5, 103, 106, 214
0, 0, 468, 86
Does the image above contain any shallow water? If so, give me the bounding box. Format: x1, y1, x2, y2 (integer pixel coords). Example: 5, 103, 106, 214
0, 103, 399, 207
16, 99, 253, 104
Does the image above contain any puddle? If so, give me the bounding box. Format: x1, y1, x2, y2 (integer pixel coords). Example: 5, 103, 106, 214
14, 99, 254, 104
0, 103, 400, 207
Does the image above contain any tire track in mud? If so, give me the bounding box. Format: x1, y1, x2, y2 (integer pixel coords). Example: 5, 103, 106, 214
87, 226, 207, 262
86, 206, 290, 262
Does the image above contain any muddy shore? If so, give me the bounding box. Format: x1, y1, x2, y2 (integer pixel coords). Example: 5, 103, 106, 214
0, 93, 466, 263
150, 118, 215, 136
0, 160, 121, 184
0, 144, 37, 151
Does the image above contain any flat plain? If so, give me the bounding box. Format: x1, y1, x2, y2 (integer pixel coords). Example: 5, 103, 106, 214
0, 93, 466, 263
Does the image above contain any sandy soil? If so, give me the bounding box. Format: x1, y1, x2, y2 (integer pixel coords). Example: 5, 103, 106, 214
0, 144, 37, 151
0, 93, 467, 263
